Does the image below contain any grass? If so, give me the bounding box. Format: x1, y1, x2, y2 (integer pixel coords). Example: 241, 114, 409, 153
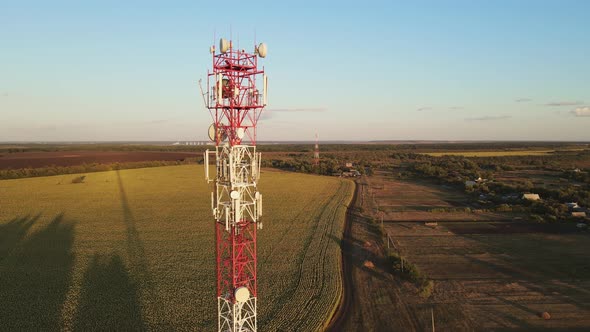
0, 164, 354, 331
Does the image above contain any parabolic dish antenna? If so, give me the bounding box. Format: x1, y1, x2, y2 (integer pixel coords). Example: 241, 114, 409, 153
257, 43, 267, 58
230, 190, 240, 200
220, 38, 230, 54
235, 286, 250, 303
254, 192, 260, 199
236, 127, 245, 139
208, 124, 216, 141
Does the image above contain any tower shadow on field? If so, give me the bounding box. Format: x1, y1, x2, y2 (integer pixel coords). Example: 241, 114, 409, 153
73, 253, 145, 331
0, 214, 40, 260
0, 213, 75, 330
115, 170, 172, 329
116, 170, 152, 286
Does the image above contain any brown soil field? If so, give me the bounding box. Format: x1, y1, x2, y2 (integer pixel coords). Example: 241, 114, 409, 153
495, 168, 586, 189
369, 174, 469, 209
361, 171, 590, 330
328, 179, 424, 331
366, 171, 522, 221
0, 151, 199, 169
332, 171, 590, 330
386, 221, 590, 330
383, 211, 517, 222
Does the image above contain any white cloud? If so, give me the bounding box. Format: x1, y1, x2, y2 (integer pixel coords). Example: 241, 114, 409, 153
571, 107, 590, 117
465, 115, 511, 121
545, 101, 583, 106
260, 107, 327, 121
266, 108, 327, 113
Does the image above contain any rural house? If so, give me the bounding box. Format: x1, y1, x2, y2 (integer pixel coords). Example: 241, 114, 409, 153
522, 193, 541, 201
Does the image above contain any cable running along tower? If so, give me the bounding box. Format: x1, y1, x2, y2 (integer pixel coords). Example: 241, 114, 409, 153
202, 37, 268, 332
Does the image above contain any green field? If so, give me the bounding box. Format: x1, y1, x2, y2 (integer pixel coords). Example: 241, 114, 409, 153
0, 165, 354, 331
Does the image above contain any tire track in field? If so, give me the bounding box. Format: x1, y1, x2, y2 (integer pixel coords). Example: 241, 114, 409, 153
265, 180, 351, 331
289, 180, 350, 331
261, 192, 318, 265
261, 180, 340, 328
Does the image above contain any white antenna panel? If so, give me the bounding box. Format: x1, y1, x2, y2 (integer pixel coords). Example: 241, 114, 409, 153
263, 75, 268, 106
220, 38, 230, 54
208, 124, 216, 141
217, 74, 222, 102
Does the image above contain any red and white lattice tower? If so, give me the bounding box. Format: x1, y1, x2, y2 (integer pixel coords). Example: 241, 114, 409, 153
202, 37, 268, 332
313, 133, 319, 166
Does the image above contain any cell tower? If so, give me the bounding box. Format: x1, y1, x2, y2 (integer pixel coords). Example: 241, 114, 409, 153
201, 37, 268, 332
313, 133, 319, 166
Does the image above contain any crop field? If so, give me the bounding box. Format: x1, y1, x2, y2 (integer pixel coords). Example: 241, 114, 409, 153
0, 151, 200, 169
0, 165, 354, 330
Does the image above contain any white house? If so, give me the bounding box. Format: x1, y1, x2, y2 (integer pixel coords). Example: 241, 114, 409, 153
522, 193, 541, 201
465, 180, 476, 187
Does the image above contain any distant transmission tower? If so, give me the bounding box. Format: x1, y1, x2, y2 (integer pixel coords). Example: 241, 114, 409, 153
201, 36, 268, 332
313, 133, 320, 166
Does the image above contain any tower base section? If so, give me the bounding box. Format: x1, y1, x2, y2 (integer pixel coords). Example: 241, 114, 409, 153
218, 296, 257, 332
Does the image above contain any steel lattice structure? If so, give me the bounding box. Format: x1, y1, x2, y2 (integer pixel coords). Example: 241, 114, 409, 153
203, 37, 267, 332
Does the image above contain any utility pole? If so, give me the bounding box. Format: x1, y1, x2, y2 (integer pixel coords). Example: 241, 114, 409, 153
431, 307, 435, 332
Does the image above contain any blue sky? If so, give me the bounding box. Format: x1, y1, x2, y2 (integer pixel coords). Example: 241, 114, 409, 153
1, 0, 589, 141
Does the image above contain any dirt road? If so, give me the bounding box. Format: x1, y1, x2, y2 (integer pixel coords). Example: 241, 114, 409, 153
327, 178, 422, 331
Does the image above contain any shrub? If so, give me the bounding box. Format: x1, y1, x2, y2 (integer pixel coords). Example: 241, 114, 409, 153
71, 175, 86, 184
419, 280, 435, 298
387, 252, 427, 284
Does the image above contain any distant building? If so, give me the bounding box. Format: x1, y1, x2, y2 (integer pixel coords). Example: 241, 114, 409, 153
502, 193, 520, 201
465, 180, 476, 187
345, 162, 353, 168
342, 170, 361, 177
522, 193, 541, 201
571, 211, 587, 218
566, 202, 579, 210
